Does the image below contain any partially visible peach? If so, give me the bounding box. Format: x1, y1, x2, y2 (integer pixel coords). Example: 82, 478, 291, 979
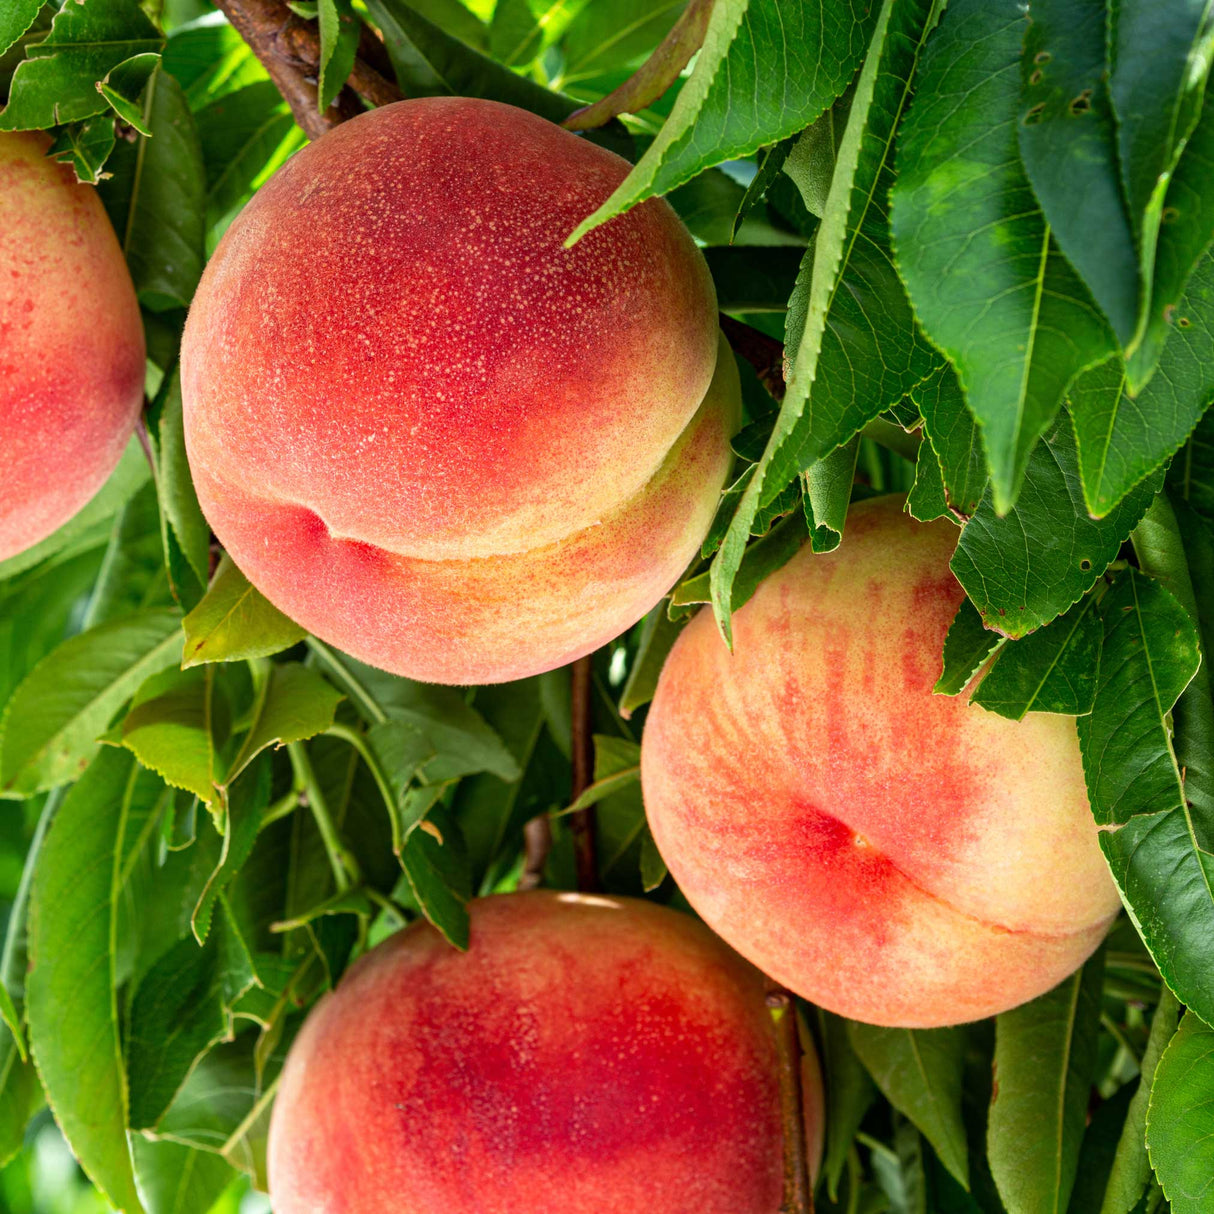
268, 892, 824, 1214
0, 132, 144, 560
641, 496, 1121, 1028
182, 97, 736, 684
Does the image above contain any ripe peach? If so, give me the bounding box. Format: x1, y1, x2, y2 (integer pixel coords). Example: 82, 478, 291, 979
641, 496, 1122, 1028
0, 132, 144, 560
268, 892, 823, 1214
181, 98, 736, 684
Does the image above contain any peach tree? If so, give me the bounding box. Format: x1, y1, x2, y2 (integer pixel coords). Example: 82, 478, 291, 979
0, 0, 1212, 1212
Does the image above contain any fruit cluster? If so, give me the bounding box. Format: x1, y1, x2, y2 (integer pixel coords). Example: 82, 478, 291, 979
1, 99, 1118, 1213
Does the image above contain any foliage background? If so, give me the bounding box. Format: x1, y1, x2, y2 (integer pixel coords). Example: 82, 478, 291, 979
1, 0, 1213, 1211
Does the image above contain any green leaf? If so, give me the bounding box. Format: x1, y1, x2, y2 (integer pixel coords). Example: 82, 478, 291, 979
907, 439, 950, 524
0, 982, 23, 1061
1102, 988, 1181, 1214
196, 80, 299, 225
359, 719, 439, 850
891, 0, 1115, 513
707, 0, 940, 641
563, 736, 640, 814
1079, 568, 1201, 828
988, 952, 1105, 1214
951, 417, 1162, 638
1169, 406, 1214, 525
364, 0, 576, 122
27, 750, 160, 1213
619, 607, 684, 719
1110, 0, 1214, 386
848, 1022, 970, 1190
99, 51, 162, 133
398, 805, 472, 949
317, 0, 359, 111
0, 0, 41, 59
1018, 0, 1139, 346
971, 594, 1103, 720
730, 136, 796, 240
1080, 567, 1214, 1026
131, 1136, 238, 1214
567, 0, 874, 243
819, 1010, 877, 1201
227, 663, 343, 784
911, 364, 989, 520
127, 900, 258, 1131
47, 113, 118, 184
1146, 1012, 1214, 1213
1071, 252, 1214, 517
147, 368, 210, 590
162, 11, 269, 107
118, 666, 219, 802
1128, 91, 1214, 388
182, 555, 306, 668
935, 598, 1004, 698
561, 0, 710, 134
0, 790, 59, 1166
0, 0, 163, 130
100, 66, 206, 312
803, 436, 859, 553
0, 608, 184, 797
704, 246, 802, 312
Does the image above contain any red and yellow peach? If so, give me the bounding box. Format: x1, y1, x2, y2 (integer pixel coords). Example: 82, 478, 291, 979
181, 97, 736, 684
268, 892, 823, 1214
0, 132, 144, 560
641, 496, 1121, 1028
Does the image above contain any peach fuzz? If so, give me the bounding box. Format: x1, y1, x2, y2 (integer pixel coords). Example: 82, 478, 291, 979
0, 131, 144, 560
181, 97, 735, 684
641, 496, 1122, 1028
268, 892, 824, 1214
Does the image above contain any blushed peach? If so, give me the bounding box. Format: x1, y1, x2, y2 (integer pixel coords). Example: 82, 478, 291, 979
0, 132, 144, 560
181, 97, 735, 684
641, 496, 1121, 1028
268, 892, 824, 1214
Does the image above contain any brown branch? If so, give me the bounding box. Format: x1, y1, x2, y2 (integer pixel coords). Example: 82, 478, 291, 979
279, 19, 403, 110
766, 983, 814, 1214
569, 654, 599, 892
720, 313, 787, 402
212, 0, 392, 141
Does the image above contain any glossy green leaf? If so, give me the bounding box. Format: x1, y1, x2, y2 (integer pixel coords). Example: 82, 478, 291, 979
317, 0, 359, 111
951, 418, 1162, 638
988, 953, 1104, 1214
398, 805, 472, 948
911, 364, 989, 520
0, 0, 41, 59
848, 1022, 969, 1190
567, 0, 873, 243
131, 1136, 238, 1214
971, 594, 1102, 720
359, 719, 439, 850
558, 0, 680, 84
182, 555, 306, 668
365, 0, 576, 122
709, 0, 940, 640
196, 80, 299, 225
819, 1010, 877, 1200
1146, 1012, 1214, 1213
1110, 0, 1214, 386
99, 51, 161, 133
1130, 88, 1214, 390
1018, 0, 1139, 346
1102, 988, 1181, 1214
127, 901, 258, 1131
162, 11, 269, 107
227, 663, 343, 784
803, 436, 859, 553
100, 66, 206, 312
935, 600, 1003, 698
0, 790, 59, 1168
1071, 252, 1214, 517
27, 750, 161, 1213
47, 113, 118, 184
891, 0, 1114, 513
0, 0, 162, 130
1078, 569, 1201, 828
0, 608, 184, 797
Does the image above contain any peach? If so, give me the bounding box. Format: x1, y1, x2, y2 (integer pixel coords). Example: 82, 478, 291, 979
0, 132, 144, 560
181, 97, 736, 684
641, 496, 1122, 1028
267, 892, 824, 1214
